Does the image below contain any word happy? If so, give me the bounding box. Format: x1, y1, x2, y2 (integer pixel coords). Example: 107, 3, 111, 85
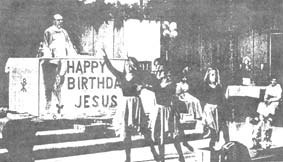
67, 60, 106, 74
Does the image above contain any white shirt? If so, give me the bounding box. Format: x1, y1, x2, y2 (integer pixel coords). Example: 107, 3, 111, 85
43, 25, 77, 58
265, 84, 282, 101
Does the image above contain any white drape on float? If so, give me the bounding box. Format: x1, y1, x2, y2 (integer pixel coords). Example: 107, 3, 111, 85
124, 19, 160, 62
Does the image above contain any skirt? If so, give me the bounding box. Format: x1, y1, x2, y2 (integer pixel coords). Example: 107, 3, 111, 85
149, 104, 183, 141
112, 96, 147, 138
202, 104, 219, 132
257, 101, 279, 117
179, 92, 202, 119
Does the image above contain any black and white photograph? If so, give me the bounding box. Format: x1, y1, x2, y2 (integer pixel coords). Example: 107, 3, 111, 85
1, 0, 283, 161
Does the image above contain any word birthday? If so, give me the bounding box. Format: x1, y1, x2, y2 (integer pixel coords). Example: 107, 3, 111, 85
63, 59, 125, 109
67, 76, 120, 90
66, 60, 121, 90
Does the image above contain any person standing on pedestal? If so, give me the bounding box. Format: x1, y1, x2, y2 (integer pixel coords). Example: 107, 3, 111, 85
40, 14, 77, 117
43, 14, 77, 58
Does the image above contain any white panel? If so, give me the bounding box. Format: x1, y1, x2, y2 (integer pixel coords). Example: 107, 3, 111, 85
6, 58, 39, 116
124, 19, 160, 62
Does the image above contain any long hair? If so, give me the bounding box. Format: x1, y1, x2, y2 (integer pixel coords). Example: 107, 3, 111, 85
204, 67, 221, 85
123, 56, 140, 74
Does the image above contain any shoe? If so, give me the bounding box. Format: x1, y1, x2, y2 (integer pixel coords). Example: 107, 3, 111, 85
203, 127, 211, 138
183, 142, 194, 152
153, 154, 161, 162
178, 155, 185, 162
262, 140, 272, 149
266, 142, 272, 149
250, 144, 261, 150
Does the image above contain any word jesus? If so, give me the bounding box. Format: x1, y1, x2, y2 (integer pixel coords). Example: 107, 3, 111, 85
75, 94, 117, 108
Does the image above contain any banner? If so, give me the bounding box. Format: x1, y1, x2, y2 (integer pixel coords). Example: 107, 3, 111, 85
39, 58, 125, 119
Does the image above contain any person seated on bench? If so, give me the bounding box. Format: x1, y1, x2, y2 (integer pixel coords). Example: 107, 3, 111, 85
252, 76, 282, 149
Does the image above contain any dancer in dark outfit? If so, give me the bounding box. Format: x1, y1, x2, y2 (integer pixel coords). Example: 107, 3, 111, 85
149, 70, 190, 162
201, 67, 229, 150
102, 49, 160, 162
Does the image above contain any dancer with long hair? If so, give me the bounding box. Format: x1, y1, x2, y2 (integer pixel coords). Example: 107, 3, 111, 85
102, 49, 160, 162
201, 67, 229, 150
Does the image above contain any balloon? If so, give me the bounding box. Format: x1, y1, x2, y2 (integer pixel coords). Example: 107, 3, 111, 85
171, 30, 178, 37
169, 22, 177, 31
162, 23, 167, 30
163, 21, 169, 28
163, 30, 170, 36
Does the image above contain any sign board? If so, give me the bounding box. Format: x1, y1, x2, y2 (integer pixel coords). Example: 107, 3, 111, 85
39, 58, 126, 119
7, 58, 129, 119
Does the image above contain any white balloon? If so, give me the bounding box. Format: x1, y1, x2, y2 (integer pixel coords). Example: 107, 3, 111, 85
169, 22, 177, 31
171, 30, 178, 37
162, 23, 167, 30
163, 21, 169, 27
163, 30, 170, 36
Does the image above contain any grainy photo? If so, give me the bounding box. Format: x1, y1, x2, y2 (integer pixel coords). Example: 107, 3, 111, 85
1, 0, 283, 162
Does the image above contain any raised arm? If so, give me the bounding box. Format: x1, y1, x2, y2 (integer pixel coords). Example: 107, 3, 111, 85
102, 48, 123, 81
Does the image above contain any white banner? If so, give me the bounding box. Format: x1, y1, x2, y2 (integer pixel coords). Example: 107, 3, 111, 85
39, 58, 125, 119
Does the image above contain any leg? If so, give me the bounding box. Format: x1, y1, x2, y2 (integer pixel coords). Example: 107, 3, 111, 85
143, 129, 160, 161
209, 128, 217, 150
182, 140, 194, 152
179, 128, 194, 152
173, 136, 185, 162
251, 118, 263, 149
158, 144, 165, 162
263, 118, 273, 149
123, 106, 132, 162
219, 114, 230, 143
124, 132, 132, 162
222, 124, 230, 144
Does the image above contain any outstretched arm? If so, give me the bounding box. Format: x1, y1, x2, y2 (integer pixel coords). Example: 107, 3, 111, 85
102, 48, 123, 81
